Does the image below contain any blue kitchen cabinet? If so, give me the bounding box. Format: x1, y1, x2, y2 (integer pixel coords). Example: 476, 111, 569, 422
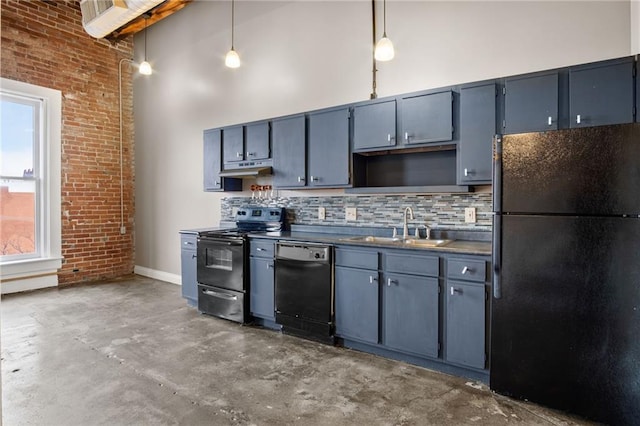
335, 266, 379, 344
203, 129, 241, 192
445, 256, 489, 370
245, 121, 270, 161
222, 125, 244, 165
446, 280, 486, 369
352, 100, 397, 151
503, 71, 559, 134
458, 82, 496, 185
307, 107, 351, 187
382, 272, 439, 358
179, 232, 198, 307
399, 90, 454, 146
335, 246, 440, 359
249, 239, 276, 322
272, 114, 306, 188
569, 57, 635, 128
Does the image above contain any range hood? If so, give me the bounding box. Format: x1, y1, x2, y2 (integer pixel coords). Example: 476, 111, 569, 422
219, 166, 272, 178
219, 159, 273, 178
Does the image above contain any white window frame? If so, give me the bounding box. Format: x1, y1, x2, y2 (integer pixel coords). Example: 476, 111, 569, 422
1, 78, 62, 293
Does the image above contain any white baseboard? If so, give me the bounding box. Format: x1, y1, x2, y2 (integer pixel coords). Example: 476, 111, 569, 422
134, 265, 181, 285
1, 274, 58, 295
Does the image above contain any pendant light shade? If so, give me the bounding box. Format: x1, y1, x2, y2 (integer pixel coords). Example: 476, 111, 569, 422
139, 16, 153, 75
138, 60, 152, 75
374, 0, 394, 62
225, 49, 240, 68
375, 35, 394, 61
226, 0, 240, 68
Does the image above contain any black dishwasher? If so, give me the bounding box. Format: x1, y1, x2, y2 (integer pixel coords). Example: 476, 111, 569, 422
274, 242, 334, 343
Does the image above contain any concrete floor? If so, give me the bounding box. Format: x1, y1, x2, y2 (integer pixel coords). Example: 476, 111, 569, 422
2, 276, 594, 426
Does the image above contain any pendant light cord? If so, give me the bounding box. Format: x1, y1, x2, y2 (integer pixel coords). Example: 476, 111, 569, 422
370, 0, 377, 99
231, 0, 235, 49
382, 0, 387, 37
144, 18, 148, 61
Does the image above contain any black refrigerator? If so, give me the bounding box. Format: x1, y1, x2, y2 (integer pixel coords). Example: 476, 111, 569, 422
490, 123, 640, 424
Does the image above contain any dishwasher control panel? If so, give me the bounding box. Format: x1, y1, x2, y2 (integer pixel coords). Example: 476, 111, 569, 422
276, 242, 331, 263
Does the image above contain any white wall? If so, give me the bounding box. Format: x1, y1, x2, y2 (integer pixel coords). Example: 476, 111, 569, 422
133, 1, 631, 277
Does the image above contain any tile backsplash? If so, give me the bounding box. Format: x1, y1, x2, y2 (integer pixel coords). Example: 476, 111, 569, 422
222, 193, 492, 231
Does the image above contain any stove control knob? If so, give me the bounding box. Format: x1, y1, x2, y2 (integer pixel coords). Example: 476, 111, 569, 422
314, 252, 321, 259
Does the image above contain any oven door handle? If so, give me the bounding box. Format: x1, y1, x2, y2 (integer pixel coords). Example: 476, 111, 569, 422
201, 288, 238, 301
198, 237, 244, 246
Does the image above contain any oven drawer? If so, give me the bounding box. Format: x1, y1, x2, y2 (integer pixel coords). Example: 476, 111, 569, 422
197, 284, 247, 323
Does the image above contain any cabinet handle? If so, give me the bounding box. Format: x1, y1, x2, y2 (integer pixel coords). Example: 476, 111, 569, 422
369, 275, 378, 284
214, 180, 220, 186
547, 116, 553, 126
297, 176, 305, 183
404, 132, 409, 141
236, 152, 243, 158
267, 263, 274, 269
461, 266, 471, 274
464, 168, 473, 177
387, 134, 392, 142
387, 278, 399, 287
310, 176, 319, 182
247, 152, 256, 157
256, 247, 266, 251
184, 241, 194, 246
451, 287, 461, 296
191, 254, 197, 259
576, 114, 581, 124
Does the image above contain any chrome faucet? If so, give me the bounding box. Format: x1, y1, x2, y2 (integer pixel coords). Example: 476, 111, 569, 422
402, 206, 414, 239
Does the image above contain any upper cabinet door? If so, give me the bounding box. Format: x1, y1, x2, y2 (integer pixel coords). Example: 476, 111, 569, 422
222, 125, 244, 164
400, 91, 453, 145
504, 72, 558, 134
458, 83, 496, 184
272, 115, 306, 188
308, 108, 350, 187
245, 121, 270, 160
203, 129, 222, 191
353, 100, 396, 151
569, 58, 635, 128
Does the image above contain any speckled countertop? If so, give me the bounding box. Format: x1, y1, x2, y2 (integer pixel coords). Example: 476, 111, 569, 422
252, 230, 492, 256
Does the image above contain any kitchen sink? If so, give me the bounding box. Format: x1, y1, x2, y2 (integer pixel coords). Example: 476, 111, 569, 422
340, 235, 452, 248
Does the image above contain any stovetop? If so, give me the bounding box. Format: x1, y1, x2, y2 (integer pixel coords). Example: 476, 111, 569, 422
201, 206, 286, 239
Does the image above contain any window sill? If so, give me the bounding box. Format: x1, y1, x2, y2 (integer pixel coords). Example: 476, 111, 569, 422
1, 256, 63, 280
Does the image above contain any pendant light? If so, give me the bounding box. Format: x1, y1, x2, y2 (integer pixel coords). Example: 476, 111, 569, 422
139, 15, 153, 75
374, 0, 394, 62
225, 0, 240, 68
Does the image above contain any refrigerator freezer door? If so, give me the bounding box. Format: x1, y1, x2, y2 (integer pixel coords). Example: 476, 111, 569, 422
490, 215, 640, 424
502, 124, 640, 215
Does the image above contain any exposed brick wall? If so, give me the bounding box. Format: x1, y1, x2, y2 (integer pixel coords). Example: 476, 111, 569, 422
1, 0, 135, 284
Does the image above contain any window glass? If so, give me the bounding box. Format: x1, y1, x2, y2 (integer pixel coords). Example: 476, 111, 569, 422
1, 94, 39, 259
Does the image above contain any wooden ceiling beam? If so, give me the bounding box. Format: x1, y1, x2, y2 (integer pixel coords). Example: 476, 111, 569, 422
105, 0, 193, 43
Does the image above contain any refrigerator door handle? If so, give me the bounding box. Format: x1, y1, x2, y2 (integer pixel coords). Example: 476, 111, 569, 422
493, 214, 502, 299
492, 134, 502, 299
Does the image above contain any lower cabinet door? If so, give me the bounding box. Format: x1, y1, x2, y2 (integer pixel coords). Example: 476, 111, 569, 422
180, 248, 198, 305
335, 266, 379, 344
446, 280, 486, 369
250, 257, 275, 320
383, 273, 439, 357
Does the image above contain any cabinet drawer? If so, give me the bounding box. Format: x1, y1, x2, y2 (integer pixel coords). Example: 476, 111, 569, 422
181, 234, 197, 251
447, 258, 486, 282
335, 247, 378, 270
250, 239, 275, 258
385, 253, 439, 277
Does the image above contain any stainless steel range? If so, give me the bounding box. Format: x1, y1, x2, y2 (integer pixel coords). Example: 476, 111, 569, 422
196, 207, 285, 323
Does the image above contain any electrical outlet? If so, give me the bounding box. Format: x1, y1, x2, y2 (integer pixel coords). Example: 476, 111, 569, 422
318, 207, 326, 220
465, 207, 476, 223
346, 207, 357, 221
120, 226, 126, 235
